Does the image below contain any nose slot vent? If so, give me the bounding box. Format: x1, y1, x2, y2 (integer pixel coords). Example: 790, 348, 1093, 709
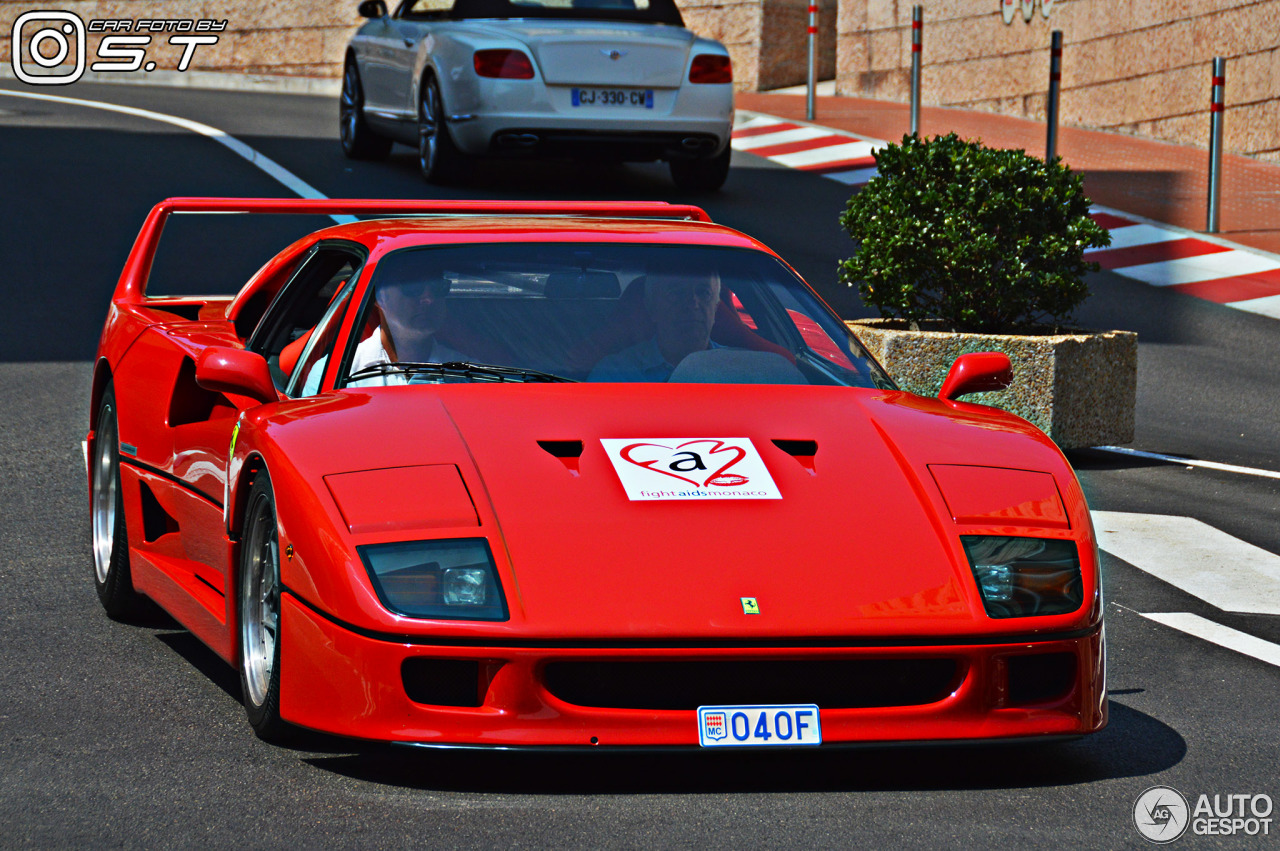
772, 439, 818, 474
538, 440, 584, 475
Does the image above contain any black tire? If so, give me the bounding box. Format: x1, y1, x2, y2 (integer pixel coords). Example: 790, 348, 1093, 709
418, 75, 470, 184
238, 469, 291, 742
669, 144, 732, 192
339, 59, 392, 160
91, 385, 146, 619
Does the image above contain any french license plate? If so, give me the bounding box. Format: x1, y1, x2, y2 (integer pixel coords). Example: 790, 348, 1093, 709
571, 88, 654, 109
697, 704, 821, 747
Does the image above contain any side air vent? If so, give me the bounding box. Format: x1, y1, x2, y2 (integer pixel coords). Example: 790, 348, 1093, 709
169, 358, 237, 427
139, 481, 179, 543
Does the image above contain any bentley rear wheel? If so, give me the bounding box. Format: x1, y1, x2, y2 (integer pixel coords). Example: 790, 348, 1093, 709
238, 469, 290, 742
92, 385, 145, 619
339, 59, 392, 160
669, 144, 732, 192
418, 75, 469, 184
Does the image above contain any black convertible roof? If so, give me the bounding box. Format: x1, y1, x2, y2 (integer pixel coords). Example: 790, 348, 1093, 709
434, 0, 684, 26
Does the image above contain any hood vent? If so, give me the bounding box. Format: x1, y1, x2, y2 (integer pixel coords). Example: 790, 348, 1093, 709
772, 439, 818, 474
538, 439, 584, 476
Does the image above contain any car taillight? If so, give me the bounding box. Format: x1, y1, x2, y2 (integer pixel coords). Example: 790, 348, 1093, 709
474, 49, 535, 79
689, 54, 732, 84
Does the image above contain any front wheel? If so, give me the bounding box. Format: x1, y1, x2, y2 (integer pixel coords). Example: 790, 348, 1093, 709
238, 469, 290, 742
669, 144, 732, 192
418, 76, 469, 184
91, 385, 146, 619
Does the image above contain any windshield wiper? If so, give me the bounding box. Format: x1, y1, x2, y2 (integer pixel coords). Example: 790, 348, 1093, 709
346, 361, 577, 384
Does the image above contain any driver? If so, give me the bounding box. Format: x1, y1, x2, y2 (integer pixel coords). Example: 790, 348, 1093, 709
349, 274, 467, 383
588, 269, 721, 382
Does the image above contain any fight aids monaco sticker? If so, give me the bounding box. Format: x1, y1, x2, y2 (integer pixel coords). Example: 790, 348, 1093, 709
601, 438, 781, 501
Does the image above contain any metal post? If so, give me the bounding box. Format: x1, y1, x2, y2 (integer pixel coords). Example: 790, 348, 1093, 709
909, 5, 922, 137
806, 1, 817, 120
1046, 30, 1062, 162
1207, 57, 1226, 233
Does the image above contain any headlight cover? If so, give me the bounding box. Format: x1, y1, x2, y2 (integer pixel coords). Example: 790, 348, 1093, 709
358, 538, 507, 621
960, 536, 1083, 618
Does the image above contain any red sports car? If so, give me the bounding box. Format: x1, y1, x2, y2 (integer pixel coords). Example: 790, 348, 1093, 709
88, 198, 1105, 748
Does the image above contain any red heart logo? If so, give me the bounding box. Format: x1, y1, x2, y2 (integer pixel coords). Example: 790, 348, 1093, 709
619, 440, 749, 488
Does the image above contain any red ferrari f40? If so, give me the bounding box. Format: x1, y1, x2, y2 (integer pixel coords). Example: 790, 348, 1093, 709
88, 198, 1105, 748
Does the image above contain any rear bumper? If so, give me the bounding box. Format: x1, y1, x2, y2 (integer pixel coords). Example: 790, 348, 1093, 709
444, 80, 732, 160
280, 594, 1107, 748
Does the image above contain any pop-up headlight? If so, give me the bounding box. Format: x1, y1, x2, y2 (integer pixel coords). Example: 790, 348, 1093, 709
359, 538, 507, 621
960, 536, 1083, 618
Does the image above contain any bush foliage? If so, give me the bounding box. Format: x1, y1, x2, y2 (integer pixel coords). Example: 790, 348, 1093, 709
838, 133, 1111, 333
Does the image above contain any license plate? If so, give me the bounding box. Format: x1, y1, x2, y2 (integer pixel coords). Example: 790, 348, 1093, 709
697, 704, 821, 747
571, 88, 654, 109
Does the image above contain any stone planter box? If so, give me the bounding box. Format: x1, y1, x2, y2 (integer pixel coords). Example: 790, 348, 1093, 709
846, 319, 1137, 450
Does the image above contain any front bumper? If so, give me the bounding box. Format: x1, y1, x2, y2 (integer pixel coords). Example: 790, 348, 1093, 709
280, 594, 1107, 747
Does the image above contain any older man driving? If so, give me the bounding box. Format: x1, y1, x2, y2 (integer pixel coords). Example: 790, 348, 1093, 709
588, 270, 722, 382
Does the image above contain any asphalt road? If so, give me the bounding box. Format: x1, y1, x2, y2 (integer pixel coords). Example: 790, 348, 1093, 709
1, 79, 1278, 849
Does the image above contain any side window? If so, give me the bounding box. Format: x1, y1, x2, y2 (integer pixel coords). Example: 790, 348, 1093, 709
248, 245, 364, 389
287, 281, 357, 397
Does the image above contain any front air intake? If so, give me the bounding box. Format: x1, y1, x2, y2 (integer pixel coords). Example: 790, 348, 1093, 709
543, 658, 960, 710
401, 658, 482, 706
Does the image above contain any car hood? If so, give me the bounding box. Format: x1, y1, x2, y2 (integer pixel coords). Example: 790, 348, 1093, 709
458, 21, 698, 87
272, 384, 1078, 640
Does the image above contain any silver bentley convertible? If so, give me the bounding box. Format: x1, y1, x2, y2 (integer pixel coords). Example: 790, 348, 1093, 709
340, 0, 735, 190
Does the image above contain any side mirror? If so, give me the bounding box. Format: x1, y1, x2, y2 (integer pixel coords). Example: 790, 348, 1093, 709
196, 347, 280, 406
938, 352, 1013, 401
358, 0, 387, 18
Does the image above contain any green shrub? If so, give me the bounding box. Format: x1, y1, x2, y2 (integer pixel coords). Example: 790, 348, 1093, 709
837, 133, 1111, 333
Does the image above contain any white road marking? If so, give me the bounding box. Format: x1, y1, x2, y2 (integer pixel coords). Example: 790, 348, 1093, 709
1093, 445, 1280, 481
1084, 223, 1184, 252
1139, 612, 1280, 668
1117, 250, 1280, 286
771, 140, 878, 168
731, 126, 832, 150
822, 166, 879, 186
1227, 292, 1280, 319
0, 89, 352, 224
1093, 511, 1280, 616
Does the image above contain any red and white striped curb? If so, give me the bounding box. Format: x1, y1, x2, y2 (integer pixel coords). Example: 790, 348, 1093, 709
732, 111, 1280, 321
1085, 207, 1280, 320
732, 113, 880, 184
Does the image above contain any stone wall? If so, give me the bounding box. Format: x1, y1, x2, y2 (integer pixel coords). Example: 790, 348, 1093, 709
1, 0, 834, 91
836, 0, 1280, 162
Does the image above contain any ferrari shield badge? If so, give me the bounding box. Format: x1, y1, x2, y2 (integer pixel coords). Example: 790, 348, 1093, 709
741, 597, 760, 615
600, 437, 781, 501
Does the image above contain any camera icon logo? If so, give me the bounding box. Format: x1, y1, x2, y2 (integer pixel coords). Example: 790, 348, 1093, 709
11, 11, 86, 85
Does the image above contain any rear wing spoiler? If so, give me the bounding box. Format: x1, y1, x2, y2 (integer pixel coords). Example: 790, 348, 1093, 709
114, 197, 714, 304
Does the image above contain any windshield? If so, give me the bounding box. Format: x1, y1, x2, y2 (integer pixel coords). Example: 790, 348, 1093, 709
340, 243, 893, 389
